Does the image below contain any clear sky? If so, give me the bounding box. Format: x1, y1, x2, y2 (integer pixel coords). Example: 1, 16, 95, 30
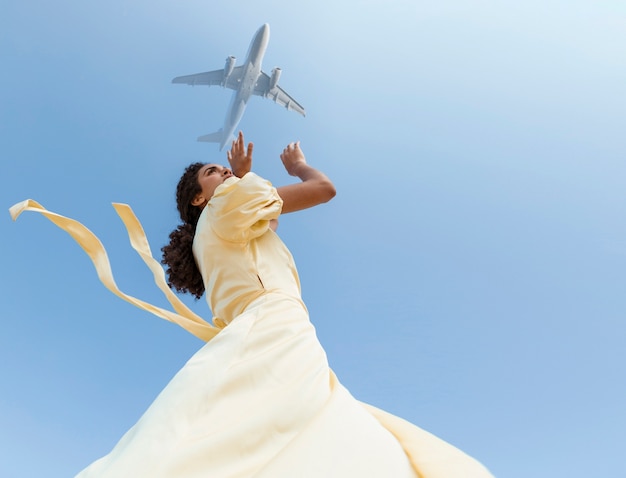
2, 1, 625, 477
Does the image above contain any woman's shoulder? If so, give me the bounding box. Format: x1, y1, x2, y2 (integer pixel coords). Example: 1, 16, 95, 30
201, 172, 283, 243
210, 173, 279, 210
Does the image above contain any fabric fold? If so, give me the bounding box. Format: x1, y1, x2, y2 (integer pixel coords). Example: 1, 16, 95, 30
9, 199, 218, 342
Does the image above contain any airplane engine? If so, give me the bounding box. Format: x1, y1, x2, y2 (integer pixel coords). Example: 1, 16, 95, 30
269, 67, 282, 90
223, 56, 236, 84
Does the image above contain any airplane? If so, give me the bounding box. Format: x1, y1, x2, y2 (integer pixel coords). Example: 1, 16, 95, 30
172, 23, 305, 151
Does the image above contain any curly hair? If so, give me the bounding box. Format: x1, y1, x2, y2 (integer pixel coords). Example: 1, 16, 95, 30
161, 162, 206, 299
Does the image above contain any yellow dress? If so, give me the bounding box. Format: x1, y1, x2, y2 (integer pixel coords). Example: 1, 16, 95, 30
10, 173, 494, 478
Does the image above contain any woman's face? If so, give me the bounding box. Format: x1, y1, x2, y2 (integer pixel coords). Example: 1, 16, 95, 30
192, 164, 233, 208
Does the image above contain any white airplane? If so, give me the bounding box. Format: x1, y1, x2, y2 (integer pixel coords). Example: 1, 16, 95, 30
172, 23, 305, 150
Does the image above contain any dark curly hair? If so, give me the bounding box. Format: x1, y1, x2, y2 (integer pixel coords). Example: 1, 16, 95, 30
161, 162, 206, 299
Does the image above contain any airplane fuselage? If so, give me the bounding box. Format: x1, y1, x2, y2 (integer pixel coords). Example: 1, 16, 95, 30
221, 24, 270, 149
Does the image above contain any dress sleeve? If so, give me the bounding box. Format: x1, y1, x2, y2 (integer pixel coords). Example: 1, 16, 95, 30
206, 172, 283, 243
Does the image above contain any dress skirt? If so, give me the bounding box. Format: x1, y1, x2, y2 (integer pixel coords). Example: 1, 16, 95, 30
76, 293, 424, 477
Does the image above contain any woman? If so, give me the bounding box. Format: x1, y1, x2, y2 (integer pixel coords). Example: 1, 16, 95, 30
10, 133, 493, 477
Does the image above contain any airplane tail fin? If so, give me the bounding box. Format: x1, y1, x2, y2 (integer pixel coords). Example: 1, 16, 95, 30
197, 129, 223, 143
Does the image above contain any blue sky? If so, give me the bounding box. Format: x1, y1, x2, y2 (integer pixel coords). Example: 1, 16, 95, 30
2, 1, 625, 476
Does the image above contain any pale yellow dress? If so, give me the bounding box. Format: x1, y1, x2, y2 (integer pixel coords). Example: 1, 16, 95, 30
10, 173, 493, 477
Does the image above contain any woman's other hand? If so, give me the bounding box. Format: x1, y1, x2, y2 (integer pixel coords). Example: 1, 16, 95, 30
227, 131, 253, 178
280, 141, 307, 176
276, 141, 336, 214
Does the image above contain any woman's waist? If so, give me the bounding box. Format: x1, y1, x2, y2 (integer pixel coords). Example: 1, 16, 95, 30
211, 289, 304, 327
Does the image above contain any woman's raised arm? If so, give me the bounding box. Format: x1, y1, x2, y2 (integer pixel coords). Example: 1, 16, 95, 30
276, 142, 336, 214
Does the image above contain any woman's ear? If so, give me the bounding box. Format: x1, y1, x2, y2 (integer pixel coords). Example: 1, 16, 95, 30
191, 194, 205, 207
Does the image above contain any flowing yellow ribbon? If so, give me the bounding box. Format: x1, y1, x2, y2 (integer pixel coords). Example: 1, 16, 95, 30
9, 199, 220, 342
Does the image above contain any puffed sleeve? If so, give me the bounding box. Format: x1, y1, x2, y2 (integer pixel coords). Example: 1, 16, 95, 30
206, 172, 283, 243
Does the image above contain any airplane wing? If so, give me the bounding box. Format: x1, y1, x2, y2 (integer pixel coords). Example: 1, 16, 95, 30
253, 71, 306, 117
172, 67, 244, 89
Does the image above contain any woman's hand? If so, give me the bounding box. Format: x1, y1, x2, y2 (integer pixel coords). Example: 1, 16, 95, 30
280, 141, 307, 176
227, 131, 253, 178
